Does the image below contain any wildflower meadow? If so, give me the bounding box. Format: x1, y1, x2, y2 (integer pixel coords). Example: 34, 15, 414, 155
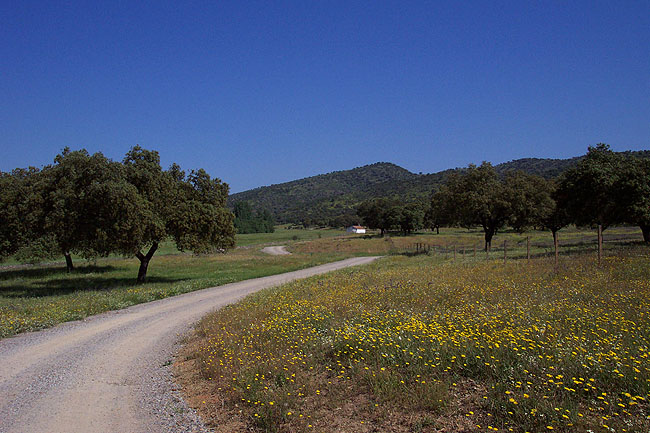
181, 246, 650, 432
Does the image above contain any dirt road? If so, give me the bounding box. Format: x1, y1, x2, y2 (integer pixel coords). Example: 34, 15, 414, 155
0, 256, 379, 433
261, 245, 291, 255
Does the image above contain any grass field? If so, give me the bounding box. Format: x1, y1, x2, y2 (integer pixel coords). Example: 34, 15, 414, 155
178, 243, 650, 433
0, 227, 347, 266
236, 227, 347, 247
292, 226, 644, 258
0, 249, 356, 339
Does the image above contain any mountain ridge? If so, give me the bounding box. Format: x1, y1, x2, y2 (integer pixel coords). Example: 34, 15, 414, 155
229, 151, 650, 226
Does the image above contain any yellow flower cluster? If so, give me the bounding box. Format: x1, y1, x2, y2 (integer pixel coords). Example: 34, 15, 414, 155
195, 252, 650, 432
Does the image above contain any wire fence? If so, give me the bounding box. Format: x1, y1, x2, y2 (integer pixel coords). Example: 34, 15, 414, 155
401, 226, 646, 266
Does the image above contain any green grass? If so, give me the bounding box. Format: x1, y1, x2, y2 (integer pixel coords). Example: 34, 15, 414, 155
0, 249, 355, 339
182, 243, 650, 433
0, 227, 346, 266
235, 227, 347, 247
293, 225, 645, 259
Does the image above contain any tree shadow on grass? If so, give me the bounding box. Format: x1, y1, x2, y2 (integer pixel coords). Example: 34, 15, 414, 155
0, 264, 117, 281
0, 265, 186, 298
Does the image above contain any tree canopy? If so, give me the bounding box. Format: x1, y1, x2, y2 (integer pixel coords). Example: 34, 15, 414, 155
0, 146, 235, 281
233, 201, 275, 234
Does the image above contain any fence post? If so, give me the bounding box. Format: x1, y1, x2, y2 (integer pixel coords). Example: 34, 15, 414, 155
598, 224, 603, 266
527, 236, 530, 263
503, 240, 507, 264
554, 231, 559, 269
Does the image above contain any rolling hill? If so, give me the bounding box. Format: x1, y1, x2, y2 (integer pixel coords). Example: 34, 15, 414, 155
229, 151, 650, 227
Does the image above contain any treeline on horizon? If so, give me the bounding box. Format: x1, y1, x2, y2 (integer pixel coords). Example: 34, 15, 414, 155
229, 149, 650, 228
0, 146, 236, 281
356, 144, 650, 247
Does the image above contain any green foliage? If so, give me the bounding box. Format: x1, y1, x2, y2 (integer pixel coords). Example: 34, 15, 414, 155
233, 201, 275, 234
229, 152, 650, 227
0, 169, 37, 260
2, 145, 235, 280
357, 198, 425, 235
503, 171, 554, 233
614, 157, 650, 242
121, 146, 235, 280
435, 163, 511, 250
557, 144, 625, 230
12, 235, 59, 264
230, 162, 419, 226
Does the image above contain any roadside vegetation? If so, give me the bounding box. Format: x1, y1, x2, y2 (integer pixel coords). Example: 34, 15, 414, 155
0, 249, 355, 339
178, 244, 650, 433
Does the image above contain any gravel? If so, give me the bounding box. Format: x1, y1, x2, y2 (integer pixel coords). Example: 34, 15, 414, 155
0, 256, 379, 433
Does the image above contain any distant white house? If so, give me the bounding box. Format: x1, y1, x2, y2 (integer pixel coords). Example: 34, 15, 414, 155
347, 225, 366, 234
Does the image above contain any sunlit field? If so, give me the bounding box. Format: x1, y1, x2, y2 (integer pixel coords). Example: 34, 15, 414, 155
236, 227, 347, 247
292, 226, 644, 258
0, 249, 355, 339
179, 244, 650, 432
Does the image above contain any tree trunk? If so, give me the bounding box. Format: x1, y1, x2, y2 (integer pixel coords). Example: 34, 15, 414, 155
64, 252, 74, 273
135, 242, 159, 283
484, 228, 494, 252
435, 225, 439, 235
552, 230, 559, 268
641, 224, 650, 243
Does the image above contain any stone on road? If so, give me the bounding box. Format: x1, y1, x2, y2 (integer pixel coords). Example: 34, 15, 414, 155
0, 256, 379, 433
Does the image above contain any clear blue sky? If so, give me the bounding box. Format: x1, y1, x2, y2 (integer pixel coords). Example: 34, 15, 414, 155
1, 1, 648, 193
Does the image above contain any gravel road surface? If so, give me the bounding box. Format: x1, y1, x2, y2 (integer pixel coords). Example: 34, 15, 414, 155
0, 256, 379, 433
260, 245, 291, 255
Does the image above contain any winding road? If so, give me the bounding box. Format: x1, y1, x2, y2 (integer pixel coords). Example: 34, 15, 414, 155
0, 256, 379, 433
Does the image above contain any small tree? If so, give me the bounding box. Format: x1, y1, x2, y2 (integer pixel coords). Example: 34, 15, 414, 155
425, 191, 448, 234
539, 180, 572, 255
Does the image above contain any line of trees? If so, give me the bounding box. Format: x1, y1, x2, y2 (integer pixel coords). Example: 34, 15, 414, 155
356, 144, 650, 247
0, 146, 235, 281
232, 201, 275, 234
356, 198, 426, 236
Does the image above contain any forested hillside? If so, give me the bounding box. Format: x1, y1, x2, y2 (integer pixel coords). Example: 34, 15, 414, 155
229, 151, 650, 226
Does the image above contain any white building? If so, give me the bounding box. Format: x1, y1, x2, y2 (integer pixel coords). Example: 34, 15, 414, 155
346, 225, 366, 234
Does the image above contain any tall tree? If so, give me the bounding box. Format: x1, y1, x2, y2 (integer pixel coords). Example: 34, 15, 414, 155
233, 201, 275, 233
558, 144, 624, 231
357, 198, 400, 236
397, 203, 424, 235
439, 163, 511, 251
122, 146, 235, 282
504, 171, 555, 233
35, 148, 134, 271
616, 157, 650, 242
0, 169, 42, 260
